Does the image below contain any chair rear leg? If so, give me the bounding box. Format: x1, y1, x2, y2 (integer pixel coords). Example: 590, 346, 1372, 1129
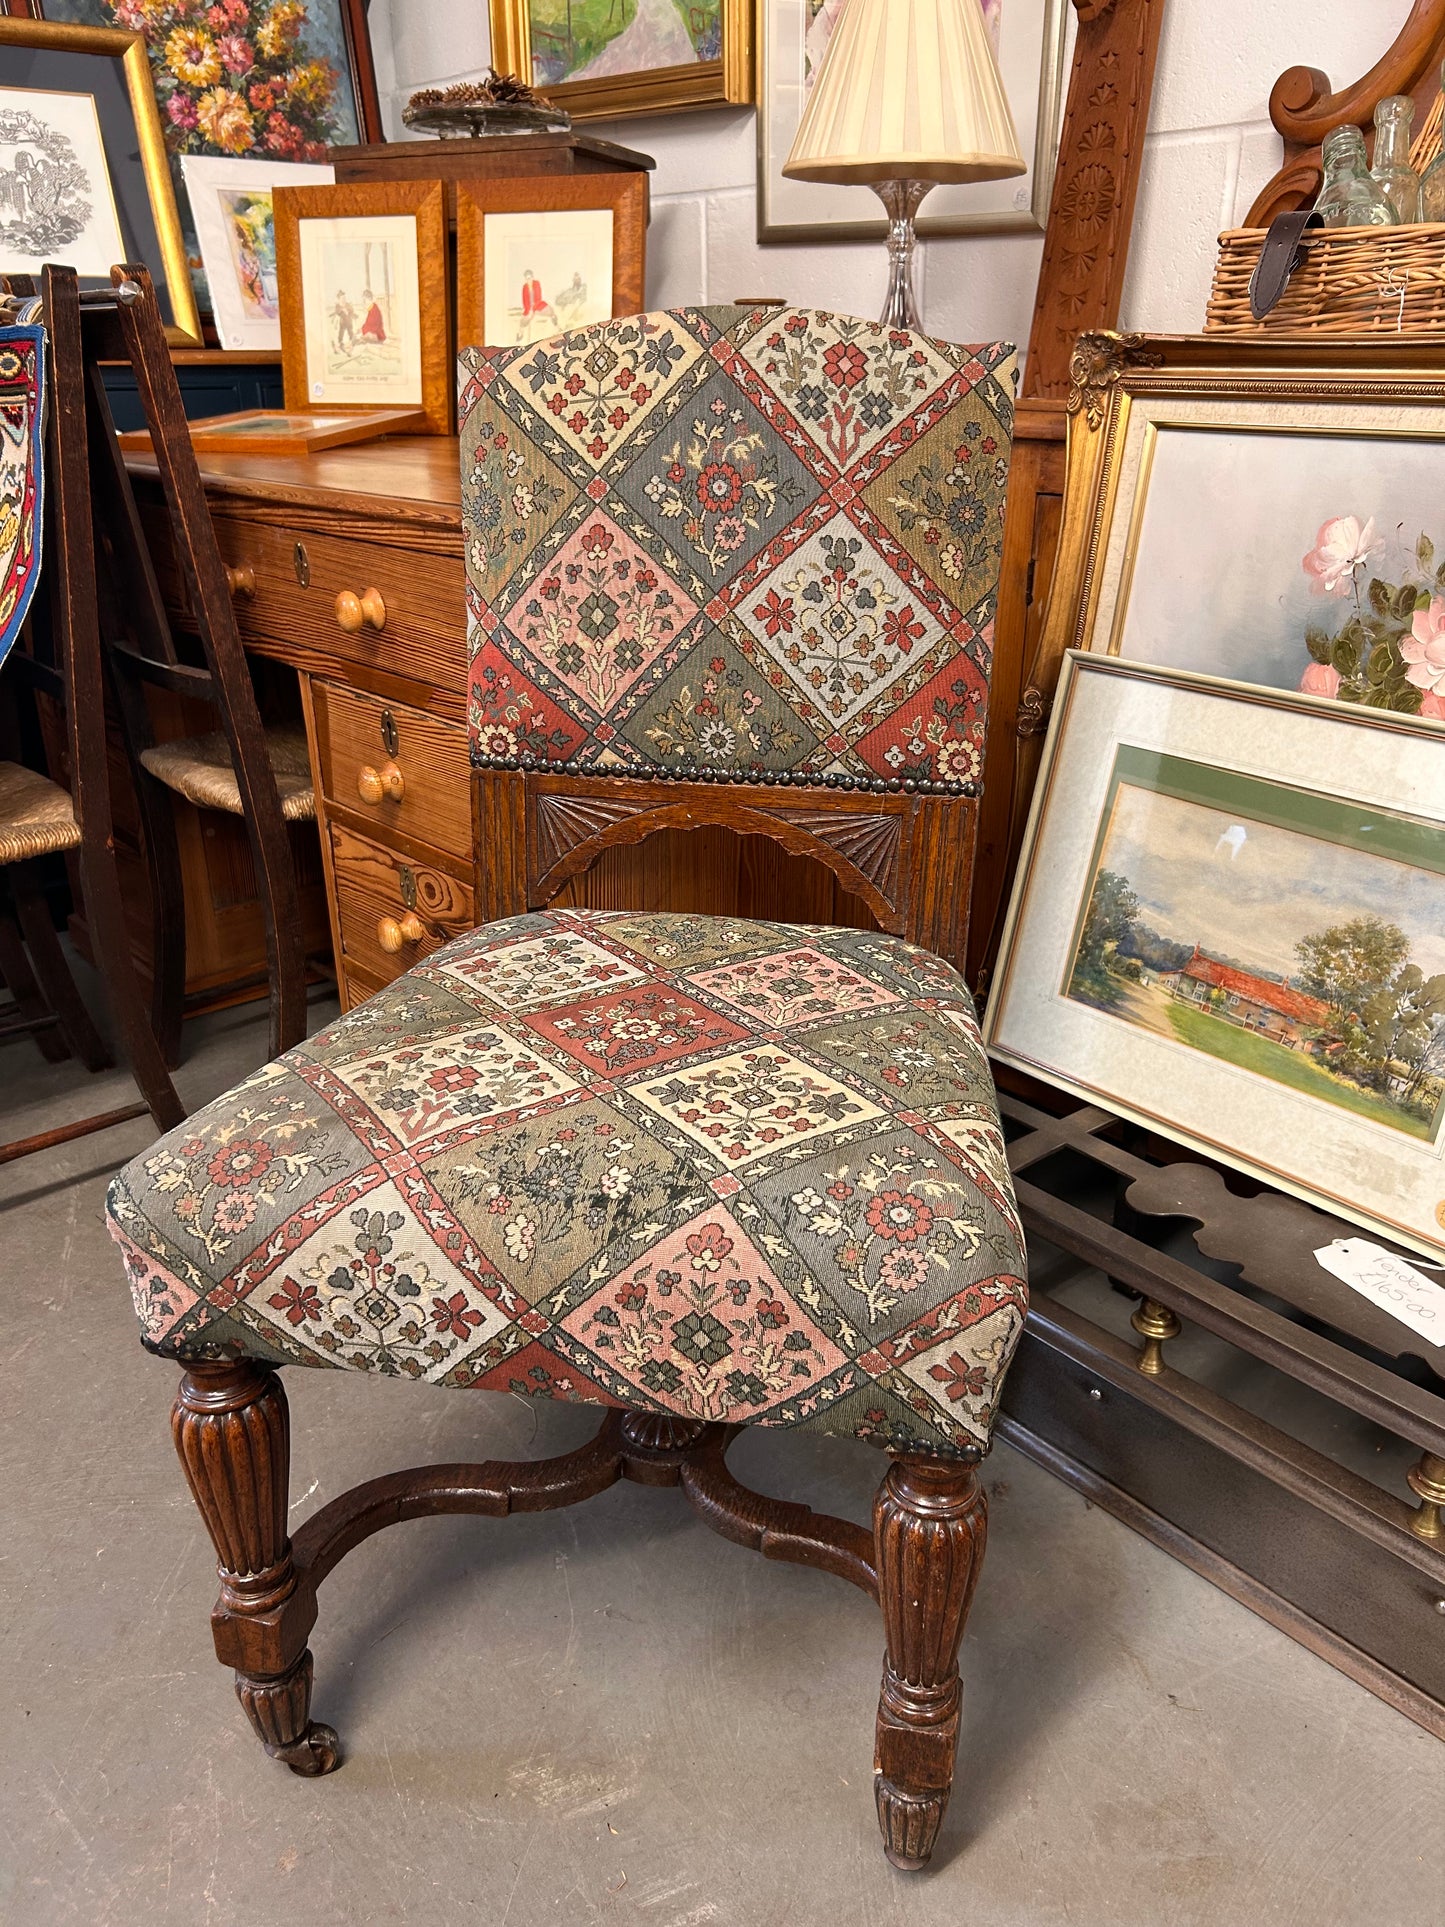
12, 862, 111, 1071
171, 1361, 339, 1776
0, 895, 69, 1063
873, 1455, 988, 1871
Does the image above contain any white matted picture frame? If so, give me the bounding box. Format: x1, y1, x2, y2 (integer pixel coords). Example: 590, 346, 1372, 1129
180, 156, 334, 354
273, 179, 452, 434
755, 0, 1066, 242
985, 652, 1445, 1265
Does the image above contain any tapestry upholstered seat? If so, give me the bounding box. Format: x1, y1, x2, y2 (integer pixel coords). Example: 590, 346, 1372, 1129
108, 306, 1027, 1872
110, 909, 1025, 1452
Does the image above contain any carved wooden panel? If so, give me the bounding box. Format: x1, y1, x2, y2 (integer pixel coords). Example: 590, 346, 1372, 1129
531, 790, 644, 879
1024, 0, 1170, 401
767, 808, 903, 899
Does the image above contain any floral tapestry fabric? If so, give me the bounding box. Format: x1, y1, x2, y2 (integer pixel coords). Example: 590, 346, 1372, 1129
459, 307, 1017, 788
108, 911, 1027, 1456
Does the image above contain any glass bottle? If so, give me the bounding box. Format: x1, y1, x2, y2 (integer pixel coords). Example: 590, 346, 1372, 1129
1422, 67, 1445, 220
1314, 124, 1397, 227
1372, 95, 1420, 222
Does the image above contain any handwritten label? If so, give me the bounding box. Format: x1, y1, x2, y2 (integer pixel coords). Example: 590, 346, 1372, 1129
1315, 1238, 1445, 1348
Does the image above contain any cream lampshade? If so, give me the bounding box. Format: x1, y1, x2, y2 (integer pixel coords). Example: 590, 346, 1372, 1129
783, 0, 1026, 330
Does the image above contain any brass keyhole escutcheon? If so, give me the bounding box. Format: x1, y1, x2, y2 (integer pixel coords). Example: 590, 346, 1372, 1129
380, 709, 398, 757
293, 540, 310, 587
399, 866, 418, 911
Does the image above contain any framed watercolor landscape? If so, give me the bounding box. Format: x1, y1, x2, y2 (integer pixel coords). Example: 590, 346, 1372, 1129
489, 0, 753, 119
1043, 336, 1445, 728
986, 653, 1445, 1265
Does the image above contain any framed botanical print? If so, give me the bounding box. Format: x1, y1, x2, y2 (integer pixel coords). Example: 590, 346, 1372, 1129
489, 0, 753, 119
986, 652, 1445, 1266
0, 15, 200, 342
1039, 335, 1445, 727
181, 154, 333, 351
273, 180, 452, 434
455, 173, 647, 350
21, 0, 381, 315
756, 0, 1066, 242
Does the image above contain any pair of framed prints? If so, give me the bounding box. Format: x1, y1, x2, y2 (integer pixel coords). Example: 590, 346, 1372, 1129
985, 337, 1445, 1268
164, 172, 647, 454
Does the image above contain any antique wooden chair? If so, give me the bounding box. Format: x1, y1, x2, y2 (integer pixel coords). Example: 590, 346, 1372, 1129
106, 307, 1027, 1868
75, 265, 311, 1064
0, 272, 186, 1162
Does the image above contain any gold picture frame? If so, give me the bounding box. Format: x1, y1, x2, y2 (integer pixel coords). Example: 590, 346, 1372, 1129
489, 0, 753, 119
0, 16, 201, 346
1038, 332, 1445, 718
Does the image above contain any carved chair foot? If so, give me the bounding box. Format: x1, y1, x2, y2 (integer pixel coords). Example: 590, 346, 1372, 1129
236, 1650, 341, 1776
872, 1455, 987, 1871
875, 1777, 947, 1872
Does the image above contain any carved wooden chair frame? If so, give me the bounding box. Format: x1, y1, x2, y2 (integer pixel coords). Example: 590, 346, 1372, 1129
168, 758, 996, 1872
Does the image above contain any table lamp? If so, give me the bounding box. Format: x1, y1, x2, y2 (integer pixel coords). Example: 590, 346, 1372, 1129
782, 0, 1026, 331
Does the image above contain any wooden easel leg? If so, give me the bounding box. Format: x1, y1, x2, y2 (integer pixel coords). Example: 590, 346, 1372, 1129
171, 1361, 338, 1776
873, 1455, 988, 1870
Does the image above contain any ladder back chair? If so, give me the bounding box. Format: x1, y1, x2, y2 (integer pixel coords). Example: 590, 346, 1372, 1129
106, 306, 1028, 1869
78, 264, 311, 1064
0, 269, 185, 1161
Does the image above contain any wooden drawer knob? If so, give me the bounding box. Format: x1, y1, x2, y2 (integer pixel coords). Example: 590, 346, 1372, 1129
224, 563, 255, 598
378, 911, 424, 952
356, 760, 404, 804
335, 587, 386, 632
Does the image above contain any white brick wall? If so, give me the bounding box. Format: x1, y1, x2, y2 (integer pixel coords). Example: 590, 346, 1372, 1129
366, 0, 1409, 347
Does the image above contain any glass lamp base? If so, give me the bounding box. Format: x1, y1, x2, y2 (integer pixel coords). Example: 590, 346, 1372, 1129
874, 179, 936, 332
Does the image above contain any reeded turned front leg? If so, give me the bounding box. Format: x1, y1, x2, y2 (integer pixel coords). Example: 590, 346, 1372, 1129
873, 1455, 987, 1870
172, 1361, 339, 1776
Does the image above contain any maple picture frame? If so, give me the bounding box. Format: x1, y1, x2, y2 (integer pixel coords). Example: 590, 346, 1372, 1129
273, 179, 452, 435
454, 173, 648, 353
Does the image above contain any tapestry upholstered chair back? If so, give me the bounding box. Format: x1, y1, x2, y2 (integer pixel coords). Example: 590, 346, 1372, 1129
458, 306, 1017, 966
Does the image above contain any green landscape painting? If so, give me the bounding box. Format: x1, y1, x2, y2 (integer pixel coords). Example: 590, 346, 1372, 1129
529, 0, 723, 86
1065, 750, 1445, 1140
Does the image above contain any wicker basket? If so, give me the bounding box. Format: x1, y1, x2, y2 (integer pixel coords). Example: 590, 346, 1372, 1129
1204, 93, 1445, 336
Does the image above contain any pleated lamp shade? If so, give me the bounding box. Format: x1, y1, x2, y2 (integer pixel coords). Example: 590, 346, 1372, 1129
782, 0, 1026, 187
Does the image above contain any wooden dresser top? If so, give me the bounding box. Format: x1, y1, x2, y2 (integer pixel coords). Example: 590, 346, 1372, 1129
126, 435, 463, 534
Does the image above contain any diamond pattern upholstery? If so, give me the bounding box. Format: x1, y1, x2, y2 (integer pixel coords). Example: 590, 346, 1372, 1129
460, 305, 1017, 786
108, 911, 1026, 1456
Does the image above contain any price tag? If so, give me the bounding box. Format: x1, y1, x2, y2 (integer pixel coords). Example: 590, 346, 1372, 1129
1314, 1238, 1445, 1348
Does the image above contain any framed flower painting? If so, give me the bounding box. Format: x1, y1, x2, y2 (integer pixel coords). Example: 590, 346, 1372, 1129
1039, 335, 1445, 726
986, 652, 1445, 1265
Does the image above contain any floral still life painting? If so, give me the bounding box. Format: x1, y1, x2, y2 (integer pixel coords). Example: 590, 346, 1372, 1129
1065, 748, 1445, 1143
1113, 426, 1445, 722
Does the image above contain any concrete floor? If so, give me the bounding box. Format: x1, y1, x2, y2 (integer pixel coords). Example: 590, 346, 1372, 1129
2, 998, 1443, 1927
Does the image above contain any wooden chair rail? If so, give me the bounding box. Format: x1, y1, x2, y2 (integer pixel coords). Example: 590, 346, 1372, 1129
473, 768, 979, 975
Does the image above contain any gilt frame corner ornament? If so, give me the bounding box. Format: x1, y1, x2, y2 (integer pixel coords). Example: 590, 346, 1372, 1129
1065, 329, 1162, 430
489, 0, 754, 121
